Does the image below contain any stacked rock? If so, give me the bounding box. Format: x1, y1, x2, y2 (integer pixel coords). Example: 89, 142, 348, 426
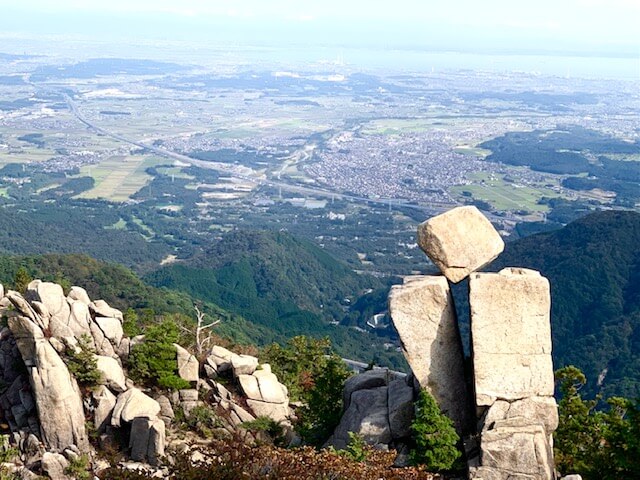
388, 206, 558, 480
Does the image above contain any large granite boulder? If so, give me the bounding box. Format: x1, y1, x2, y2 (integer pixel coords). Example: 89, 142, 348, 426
94, 355, 127, 392
328, 386, 391, 450
8, 314, 89, 452
470, 268, 554, 405
174, 344, 199, 382
111, 388, 161, 427
388, 275, 471, 434
469, 267, 557, 479
417, 206, 504, 283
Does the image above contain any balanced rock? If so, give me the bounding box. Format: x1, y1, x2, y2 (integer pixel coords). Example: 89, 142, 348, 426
92, 385, 117, 432
417, 206, 504, 283
67, 286, 91, 305
388, 275, 471, 434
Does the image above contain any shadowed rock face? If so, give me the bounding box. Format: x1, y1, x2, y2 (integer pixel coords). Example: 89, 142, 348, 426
388, 275, 472, 435
417, 206, 504, 284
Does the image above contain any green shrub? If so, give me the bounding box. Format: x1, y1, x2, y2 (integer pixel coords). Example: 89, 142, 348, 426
184, 405, 221, 437
65, 335, 102, 387
122, 308, 142, 337
64, 454, 91, 480
340, 432, 369, 462
127, 320, 190, 390
554, 365, 640, 479
240, 416, 285, 445
261, 336, 352, 446
409, 389, 461, 471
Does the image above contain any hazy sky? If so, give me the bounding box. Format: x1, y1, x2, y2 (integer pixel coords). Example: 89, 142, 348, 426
1, 0, 639, 56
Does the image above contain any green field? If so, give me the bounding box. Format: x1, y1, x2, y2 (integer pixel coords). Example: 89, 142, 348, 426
75, 155, 166, 202
451, 173, 562, 212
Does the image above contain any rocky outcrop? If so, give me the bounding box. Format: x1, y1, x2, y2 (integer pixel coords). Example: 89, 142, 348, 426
0, 282, 170, 477
387, 207, 558, 480
468, 268, 556, 480
326, 369, 413, 456
174, 343, 199, 382
417, 205, 504, 283
235, 364, 291, 423
388, 275, 471, 435
7, 304, 89, 452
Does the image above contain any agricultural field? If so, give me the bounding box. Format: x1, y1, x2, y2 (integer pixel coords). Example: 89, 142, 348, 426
75, 155, 166, 202
450, 172, 563, 212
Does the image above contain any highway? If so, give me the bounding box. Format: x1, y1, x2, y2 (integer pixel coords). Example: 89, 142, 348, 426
61, 91, 457, 216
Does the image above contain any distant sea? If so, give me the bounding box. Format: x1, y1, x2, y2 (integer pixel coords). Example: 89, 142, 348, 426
2, 34, 638, 82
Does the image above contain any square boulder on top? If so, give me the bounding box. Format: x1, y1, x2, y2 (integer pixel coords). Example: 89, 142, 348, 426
417, 206, 504, 283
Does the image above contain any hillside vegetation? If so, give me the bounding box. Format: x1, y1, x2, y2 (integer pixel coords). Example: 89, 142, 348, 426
493, 210, 640, 399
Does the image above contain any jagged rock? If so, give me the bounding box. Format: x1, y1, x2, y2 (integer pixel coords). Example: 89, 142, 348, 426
207, 346, 234, 372
174, 344, 199, 382
342, 369, 389, 410
41, 451, 70, 480
203, 364, 217, 379
253, 370, 287, 404
328, 386, 391, 450
94, 355, 127, 392
92, 385, 117, 432
178, 389, 198, 402
90, 322, 116, 357
417, 205, 504, 283
238, 374, 261, 401
155, 395, 174, 427
388, 275, 472, 434
90, 300, 123, 321
388, 378, 414, 439
213, 382, 232, 401
129, 417, 165, 466
116, 337, 131, 360
95, 317, 124, 347
8, 314, 89, 452
112, 388, 161, 427
246, 399, 290, 423
231, 403, 255, 423
6, 291, 43, 329
67, 286, 91, 305
25, 281, 71, 327
231, 354, 259, 376
65, 301, 94, 343
470, 268, 554, 405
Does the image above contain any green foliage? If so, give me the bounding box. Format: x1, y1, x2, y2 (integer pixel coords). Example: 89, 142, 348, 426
12, 266, 31, 293
240, 416, 285, 445
554, 366, 640, 479
340, 432, 369, 462
490, 211, 640, 399
122, 308, 142, 337
409, 389, 461, 471
182, 405, 221, 437
127, 320, 190, 390
64, 335, 102, 387
64, 454, 91, 480
261, 336, 352, 446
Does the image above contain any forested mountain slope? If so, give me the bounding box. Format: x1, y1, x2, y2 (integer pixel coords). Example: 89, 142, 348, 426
492, 210, 640, 398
